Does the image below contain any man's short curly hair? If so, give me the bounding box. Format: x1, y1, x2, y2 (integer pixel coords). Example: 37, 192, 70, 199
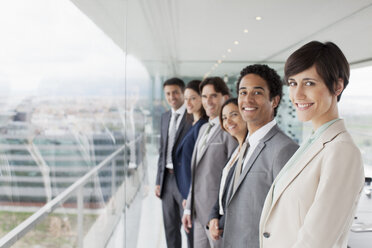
236, 64, 283, 117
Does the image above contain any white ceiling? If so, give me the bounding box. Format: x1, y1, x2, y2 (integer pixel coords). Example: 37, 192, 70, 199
71, 0, 372, 78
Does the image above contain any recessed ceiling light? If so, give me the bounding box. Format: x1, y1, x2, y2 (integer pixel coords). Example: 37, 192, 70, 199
234, 41, 239, 45
222, 55, 226, 58
227, 49, 232, 53
217, 60, 222, 64
214, 63, 218, 67
256, 16, 262, 21
244, 29, 248, 33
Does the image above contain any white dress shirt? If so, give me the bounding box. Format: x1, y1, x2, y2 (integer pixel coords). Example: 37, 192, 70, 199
219, 146, 239, 215
242, 119, 276, 171
166, 104, 186, 169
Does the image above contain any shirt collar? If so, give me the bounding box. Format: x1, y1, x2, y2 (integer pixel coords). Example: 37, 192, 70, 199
246, 119, 276, 145
172, 104, 186, 115
209, 116, 220, 126
309, 118, 340, 141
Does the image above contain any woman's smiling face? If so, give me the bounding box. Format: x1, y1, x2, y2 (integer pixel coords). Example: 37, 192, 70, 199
221, 103, 246, 139
288, 65, 341, 130
184, 88, 202, 114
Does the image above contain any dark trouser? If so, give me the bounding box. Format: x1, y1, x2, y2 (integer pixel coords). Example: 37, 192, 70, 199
162, 169, 193, 248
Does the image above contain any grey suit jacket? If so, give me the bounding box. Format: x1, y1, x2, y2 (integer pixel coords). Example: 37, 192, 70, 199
156, 109, 192, 197
186, 122, 238, 226
223, 124, 298, 248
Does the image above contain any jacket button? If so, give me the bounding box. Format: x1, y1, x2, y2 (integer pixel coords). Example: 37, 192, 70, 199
263, 232, 270, 238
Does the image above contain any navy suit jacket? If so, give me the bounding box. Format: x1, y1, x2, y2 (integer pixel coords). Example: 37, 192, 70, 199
175, 118, 208, 199
156, 109, 193, 197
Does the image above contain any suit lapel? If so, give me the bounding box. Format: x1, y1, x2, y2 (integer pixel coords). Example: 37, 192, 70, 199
227, 125, 279, 204
222, 162, 237, 210
268, 119, 347, 214
173, 110, 189, 148
190, 122, 208, 210
270, 140, 324, 208
196, 126, 222, 165
191, 123, 207, 168
228, 142, 265, 202
162, 111, 171, 147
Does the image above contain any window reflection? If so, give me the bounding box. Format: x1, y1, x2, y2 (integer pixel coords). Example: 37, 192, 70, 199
0, 0, 148, 247
340, 66, 372, 174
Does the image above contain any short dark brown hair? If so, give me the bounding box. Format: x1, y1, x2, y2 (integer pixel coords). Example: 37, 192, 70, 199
200, 77, 230, 96
284, 41, 349, 102
163, 77, 185, 92
236, 64, 283, 117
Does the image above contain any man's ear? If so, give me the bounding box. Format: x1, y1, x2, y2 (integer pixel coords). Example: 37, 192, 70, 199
271, 95, 280, 109
335, 78, 344, 96
223, 95, 229, 102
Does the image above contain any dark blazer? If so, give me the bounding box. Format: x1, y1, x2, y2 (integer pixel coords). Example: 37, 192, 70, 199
175, 117, 208, 199
208, 161, 236, 230
155, 109, 192, 198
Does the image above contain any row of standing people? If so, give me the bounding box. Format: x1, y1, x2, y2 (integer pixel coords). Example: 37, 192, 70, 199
155, 41, 365, 248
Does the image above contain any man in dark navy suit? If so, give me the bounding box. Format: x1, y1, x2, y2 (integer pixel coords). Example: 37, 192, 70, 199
155, 77, 193, 248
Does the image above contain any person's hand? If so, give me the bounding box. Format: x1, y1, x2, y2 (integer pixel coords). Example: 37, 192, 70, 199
182, 199, 187, 209
208, 218, 222, 240
182, 214, 192, 233
155, 185, 160, 198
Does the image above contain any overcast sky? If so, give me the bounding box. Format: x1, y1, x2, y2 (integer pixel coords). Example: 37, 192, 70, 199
339, 66, 372, 115
0, 0, 149, 97
346, 66, 372, 97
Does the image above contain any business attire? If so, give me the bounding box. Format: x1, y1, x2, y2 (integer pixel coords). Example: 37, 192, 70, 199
223, 120, 299, 248
208, 148, 239, 232
175, 117, 208, 199
259, 119, 365, 248
185, 117, 238, 248
156, 104, 193, 248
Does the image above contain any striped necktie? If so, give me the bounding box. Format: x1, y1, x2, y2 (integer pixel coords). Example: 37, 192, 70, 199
232, 141, 249, 193
166, 113, 180, 164
200, 122, 214, 152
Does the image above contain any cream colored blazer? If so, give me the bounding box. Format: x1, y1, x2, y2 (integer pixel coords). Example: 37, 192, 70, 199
259, 120, 365, 248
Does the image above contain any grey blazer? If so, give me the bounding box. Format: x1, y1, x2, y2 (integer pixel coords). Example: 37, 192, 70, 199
223, 125, 298, 248
186, 122, 238, 226
156, 110, 192, 197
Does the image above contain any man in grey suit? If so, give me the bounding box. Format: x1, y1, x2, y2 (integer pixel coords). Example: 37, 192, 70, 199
221, 65, 298, 248
155, 78, 193, 248
182, 77, 237, 248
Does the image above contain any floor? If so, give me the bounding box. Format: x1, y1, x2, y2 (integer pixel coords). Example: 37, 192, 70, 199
107, 143, 187, 248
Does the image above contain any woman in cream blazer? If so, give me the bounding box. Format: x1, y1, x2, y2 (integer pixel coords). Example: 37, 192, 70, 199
259, 41, 365, 248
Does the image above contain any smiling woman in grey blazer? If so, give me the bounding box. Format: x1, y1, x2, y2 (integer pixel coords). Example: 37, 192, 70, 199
259, 41, 365, 248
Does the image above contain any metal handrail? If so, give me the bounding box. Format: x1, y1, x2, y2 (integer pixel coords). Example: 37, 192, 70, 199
0, 144, 126, 248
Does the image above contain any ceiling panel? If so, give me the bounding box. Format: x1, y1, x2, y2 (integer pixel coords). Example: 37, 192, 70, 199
71, 0, 372, 78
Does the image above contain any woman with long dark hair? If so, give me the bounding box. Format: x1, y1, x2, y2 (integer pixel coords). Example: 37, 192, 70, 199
175, 80, 208, 202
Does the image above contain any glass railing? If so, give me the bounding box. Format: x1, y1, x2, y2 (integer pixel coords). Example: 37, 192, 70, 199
0, 134, 144, 248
